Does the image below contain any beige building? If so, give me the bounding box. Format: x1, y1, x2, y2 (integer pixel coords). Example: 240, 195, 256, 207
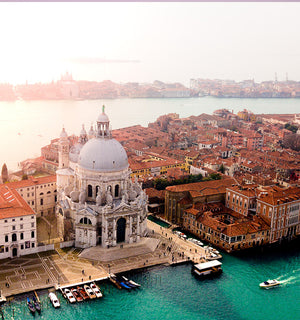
0, 185, 37, 258
5, 176, 57, 217
257, 186, 300, 243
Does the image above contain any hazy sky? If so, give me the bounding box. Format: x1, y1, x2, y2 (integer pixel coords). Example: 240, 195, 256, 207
1, 2, 300, 85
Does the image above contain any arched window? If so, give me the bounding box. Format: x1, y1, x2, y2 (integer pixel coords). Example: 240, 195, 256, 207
40, 198, 43, 205
47, 191, 51, 194
115, 185, 119, 197
79, 217, 92, 225
88, 185, 93, 197
12, 233, 17, 242
96, 186, 100, 196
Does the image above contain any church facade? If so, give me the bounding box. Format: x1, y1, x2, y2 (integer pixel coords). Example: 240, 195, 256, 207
56, 107, 148, 248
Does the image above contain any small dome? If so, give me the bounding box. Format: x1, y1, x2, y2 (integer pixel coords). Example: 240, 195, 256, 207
78, 138, 128, 172
97, 112, 109, 123
60, 127, 68, 138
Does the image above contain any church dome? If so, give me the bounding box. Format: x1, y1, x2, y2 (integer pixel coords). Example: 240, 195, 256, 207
78, 138, 128, 172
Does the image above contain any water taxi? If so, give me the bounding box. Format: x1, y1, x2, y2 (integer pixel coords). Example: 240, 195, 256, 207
192, 260, 222, 278
259, 279, 281, 289
63, 288, 76, 303
90, 282, 103, 298
84, 285, 96, 299
49, 292, 60, 308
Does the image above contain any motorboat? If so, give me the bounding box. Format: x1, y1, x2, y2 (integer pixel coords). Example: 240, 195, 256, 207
77, 286, 89, 300
259, 279, 281, 289
32, 296, 41, 313
26, 297, 35, 314
192, 260, 222, 278
48, 292, 60, 308
63, 288, 76, 303
71, 288, 83, 302
121, 276, 141, 288
90, 283, 103, 298
84, 285, 96, 299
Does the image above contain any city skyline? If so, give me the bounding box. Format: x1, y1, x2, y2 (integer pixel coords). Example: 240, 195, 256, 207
0, 3, 300, 86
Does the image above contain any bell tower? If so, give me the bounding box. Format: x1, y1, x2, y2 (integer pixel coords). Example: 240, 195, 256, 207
58, 127, 69, 169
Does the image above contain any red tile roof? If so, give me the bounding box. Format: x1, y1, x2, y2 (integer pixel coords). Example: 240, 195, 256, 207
0, 185, 35, 219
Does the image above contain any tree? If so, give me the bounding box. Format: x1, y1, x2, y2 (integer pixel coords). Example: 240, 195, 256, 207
284, 123, 298, 134
218, 164, 225, 174
1, 163, 8, 183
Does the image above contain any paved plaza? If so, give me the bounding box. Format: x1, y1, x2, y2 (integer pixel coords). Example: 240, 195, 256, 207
0, 219, 210, 299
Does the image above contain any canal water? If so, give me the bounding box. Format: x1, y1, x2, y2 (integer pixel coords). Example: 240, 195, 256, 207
2, 244, 299, 320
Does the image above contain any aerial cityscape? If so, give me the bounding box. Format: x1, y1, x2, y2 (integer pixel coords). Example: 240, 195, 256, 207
0, 2, 299, 320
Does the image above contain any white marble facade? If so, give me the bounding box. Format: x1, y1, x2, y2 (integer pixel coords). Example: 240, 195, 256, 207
56, 106, 148, 248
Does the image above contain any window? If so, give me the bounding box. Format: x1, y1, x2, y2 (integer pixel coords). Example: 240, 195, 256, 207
31, 216, 34, 219
12, 226, 16, 231
88, 185, 93, 197
32, 201, 34, 205
12, 219, 15, 222
20, 233, 24, 240
40, 198, 43, 205
20, 218, 23, 221
32, 243, 35, 248
5, 247, 8, 252
20, 224, 23, 229
31, 223, 34, 228
31, 231, 35, 238
5, 235, 8, 242
12, 233, 17, 242
4, 220, 7, 223
21, 244, 24, 250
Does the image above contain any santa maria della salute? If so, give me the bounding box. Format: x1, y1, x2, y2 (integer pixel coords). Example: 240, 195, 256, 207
56, 106, 148, 248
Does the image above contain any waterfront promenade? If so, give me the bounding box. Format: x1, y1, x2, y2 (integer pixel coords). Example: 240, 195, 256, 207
0, 220, 208, 299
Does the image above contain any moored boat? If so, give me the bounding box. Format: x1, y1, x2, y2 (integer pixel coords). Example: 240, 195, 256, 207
63, 288, 76, 303
71, 288, 83, 302
48, 292, 60, 308
109, 274, 122, 289
259, 279, 281, 289
77, 286, 89, 300
84, 285, 96, 299
26, 297, 35, 314
121, 276, 141, 288
32, 296, 41, 313
192, 260, 222, 278
90, 282, 103, 298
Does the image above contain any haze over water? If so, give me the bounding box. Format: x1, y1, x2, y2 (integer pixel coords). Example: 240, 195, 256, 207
1, 97, 300, 172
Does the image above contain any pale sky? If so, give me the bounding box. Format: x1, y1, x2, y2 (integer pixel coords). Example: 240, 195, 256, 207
0, 2, 300, 85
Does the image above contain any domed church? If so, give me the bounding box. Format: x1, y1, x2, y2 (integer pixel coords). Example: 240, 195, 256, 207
56, 106, 148, 248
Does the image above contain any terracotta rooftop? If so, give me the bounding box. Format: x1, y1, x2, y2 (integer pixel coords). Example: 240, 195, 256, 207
0, 185, 35, 219
4, 175, 56, 190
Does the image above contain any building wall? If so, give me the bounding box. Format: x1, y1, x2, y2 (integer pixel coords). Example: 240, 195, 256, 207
0, 214, 37, 259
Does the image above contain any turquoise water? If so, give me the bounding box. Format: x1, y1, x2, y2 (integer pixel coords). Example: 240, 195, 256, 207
148, 215, 171, 228
2, 247, 299, 320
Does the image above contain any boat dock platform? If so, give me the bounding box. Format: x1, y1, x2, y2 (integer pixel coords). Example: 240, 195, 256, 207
56, 276, 109, 291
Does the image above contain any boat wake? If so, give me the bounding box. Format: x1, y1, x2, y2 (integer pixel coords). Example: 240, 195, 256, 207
276, 275, 300, 286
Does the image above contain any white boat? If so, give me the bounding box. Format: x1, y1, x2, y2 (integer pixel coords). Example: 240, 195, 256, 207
84, 284, 96, 299
90, 283, 103, 298
63, 288, 76, 303
259, 279, 281, 289
192, 260, 222, 277
48, 292, 60, 308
